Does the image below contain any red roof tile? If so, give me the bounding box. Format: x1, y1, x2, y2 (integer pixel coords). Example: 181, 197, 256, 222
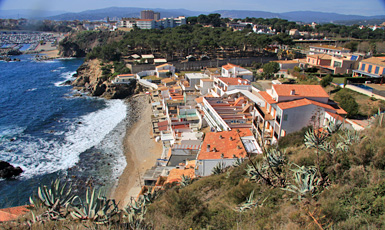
218, 77, 250, 86
222, 63, 240, 70
197, 129, 252, 160
0, 205, 30, 222
273, 85, 329, 98
277, 98, 346, 114
259, 91, 277, 104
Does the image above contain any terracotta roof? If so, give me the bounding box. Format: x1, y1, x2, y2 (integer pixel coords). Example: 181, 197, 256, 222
277, 98, 346, 114
195, 97, 204, 104
118, 74, 134, 77
197, 129, 252, 160
273, 85, 329, 98
164, 165, 196, 184
201, 79, 214, 82
0, 205, 30, 222
259, 91, 277, 104
161, 78, 175, 83
222, 63, 240, 70
218, 77, 250, 86
325, 111, 348, 123
157, 63, 173, 68
361, 57, 385, 67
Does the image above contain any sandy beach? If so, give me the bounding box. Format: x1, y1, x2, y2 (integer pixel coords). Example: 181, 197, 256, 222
109, 94, 163, 207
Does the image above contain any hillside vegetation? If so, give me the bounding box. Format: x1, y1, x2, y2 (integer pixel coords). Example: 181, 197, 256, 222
2, 118, 385, 229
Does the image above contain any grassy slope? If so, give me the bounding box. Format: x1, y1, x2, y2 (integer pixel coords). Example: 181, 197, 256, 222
146, 123, 385, 229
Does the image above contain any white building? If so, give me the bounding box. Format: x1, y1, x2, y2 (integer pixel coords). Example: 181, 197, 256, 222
253, 84, 347, 144
221, 63, 253, 81
214, 77, 251, 96
156, 63, 176, 78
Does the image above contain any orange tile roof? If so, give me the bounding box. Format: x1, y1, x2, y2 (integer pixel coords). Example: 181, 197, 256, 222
157, 63, 173, 68
0, 205, 30, 222
161, 78, 175, 83
201, 79, 214, 82
325, 111, 348, 123
259, 91, 277, 104
222, 63, 240, 70
118, 74, 134, 77
273, 85, 329, 98
277, 98, 346, 114
195, 97, 204, 104
197, 129, 252, 160
218, 77, 250, 86
164, 167, 196, 184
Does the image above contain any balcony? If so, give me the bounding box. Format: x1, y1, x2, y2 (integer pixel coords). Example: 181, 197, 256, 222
254, 104, 274, 121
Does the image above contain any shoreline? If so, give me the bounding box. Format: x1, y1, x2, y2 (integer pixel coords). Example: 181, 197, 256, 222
109, 94, 163, 208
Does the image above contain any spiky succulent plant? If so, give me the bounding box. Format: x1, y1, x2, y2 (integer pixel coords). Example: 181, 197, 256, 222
70, 187, 118, 224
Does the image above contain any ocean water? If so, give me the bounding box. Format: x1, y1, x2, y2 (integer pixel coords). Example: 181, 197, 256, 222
0, 55, 128, 208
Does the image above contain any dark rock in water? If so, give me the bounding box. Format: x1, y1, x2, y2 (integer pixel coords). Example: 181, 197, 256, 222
61, 80, 72, 86
0, 161, 23, 179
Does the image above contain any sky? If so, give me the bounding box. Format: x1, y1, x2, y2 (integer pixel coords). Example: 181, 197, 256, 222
1, 0, 385, 16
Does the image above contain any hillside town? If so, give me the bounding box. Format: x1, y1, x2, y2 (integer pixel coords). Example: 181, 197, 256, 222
1, 7, 385, 229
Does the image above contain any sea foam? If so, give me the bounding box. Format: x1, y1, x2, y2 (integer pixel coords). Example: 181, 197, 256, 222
0, 99, 127, 179
54, 71, 77, 87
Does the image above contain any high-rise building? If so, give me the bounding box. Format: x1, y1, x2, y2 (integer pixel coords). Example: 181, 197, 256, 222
154, 12, 161, 20
141, 10, 154, 20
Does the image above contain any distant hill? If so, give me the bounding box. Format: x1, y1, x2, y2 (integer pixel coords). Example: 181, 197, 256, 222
214, 10, 280, 19
0, 9, 68, 19
2, 7, 385, 24
215, 9, 385, 23
47, 7, 205, 21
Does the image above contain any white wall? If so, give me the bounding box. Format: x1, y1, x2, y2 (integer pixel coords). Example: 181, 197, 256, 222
196, 158, 237, 176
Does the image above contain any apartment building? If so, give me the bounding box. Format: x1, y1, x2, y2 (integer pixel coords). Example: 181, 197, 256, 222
353, 56, 385, 78
253, 84, 347, 144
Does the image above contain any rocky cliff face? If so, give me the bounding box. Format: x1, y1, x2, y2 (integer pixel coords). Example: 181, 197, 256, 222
71, 59, 138, 99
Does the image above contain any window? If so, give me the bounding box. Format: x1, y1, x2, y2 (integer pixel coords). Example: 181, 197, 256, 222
361, 64, 366, 71
375, 66, 380, 74
368, 65, 372, 73
383, 68, 385, 75
333, 61, 342, 68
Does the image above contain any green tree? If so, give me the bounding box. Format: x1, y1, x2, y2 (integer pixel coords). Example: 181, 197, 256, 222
334, 89, 359, 118
320, 74, 333, 87
263, 62, 280, 78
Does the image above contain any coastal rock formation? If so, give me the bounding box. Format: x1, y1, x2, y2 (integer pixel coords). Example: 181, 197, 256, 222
0, 161, 23, 179
71, 59, 137, 99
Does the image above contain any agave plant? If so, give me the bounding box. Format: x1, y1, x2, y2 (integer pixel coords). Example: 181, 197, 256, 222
304, 129, 329, 149
234, 190, 267, 212
30, 178, 74, 211
180, 175, 192, 187
326, 121, 342, 134
265, 148, 286, 169
336, 130, 363, 152
245, 162, 263, 182
70, 187, 118, 224
233, 157, 245, 167
212, 162, 225, 175
122, 192, 156, 229
283, 164, 317, 201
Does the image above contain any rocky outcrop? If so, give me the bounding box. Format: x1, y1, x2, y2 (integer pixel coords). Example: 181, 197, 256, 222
0, 161, 23, 179
71, 59, 137, 99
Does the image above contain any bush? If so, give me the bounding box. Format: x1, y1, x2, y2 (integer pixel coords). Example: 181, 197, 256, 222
320, 74, 333, 87
334, 89, 359, 118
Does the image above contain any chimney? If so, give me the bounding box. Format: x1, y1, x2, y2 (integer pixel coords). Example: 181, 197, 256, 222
207, 144, 210, 152
237, 145, 242, 149
290, 89, 295, 95
213, 147, 218, 152
219, 135, 223, 139
230, 136, 233, 141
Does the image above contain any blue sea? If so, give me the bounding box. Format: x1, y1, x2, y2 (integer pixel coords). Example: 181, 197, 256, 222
0, 55, 128, 208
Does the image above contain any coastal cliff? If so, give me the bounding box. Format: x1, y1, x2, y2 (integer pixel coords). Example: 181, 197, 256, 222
72, 59, 138, 99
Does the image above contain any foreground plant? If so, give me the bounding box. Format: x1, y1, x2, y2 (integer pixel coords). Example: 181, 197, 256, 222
70, 187, 119, 224
283, 164, 318, 201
